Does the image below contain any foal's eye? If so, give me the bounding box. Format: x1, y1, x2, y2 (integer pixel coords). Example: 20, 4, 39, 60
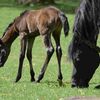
0, 49, 6, 57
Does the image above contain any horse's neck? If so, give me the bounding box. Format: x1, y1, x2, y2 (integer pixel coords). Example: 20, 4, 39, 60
1, 27, 18, 48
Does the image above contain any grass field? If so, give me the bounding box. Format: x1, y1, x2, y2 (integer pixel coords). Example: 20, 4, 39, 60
0, 2, 100, 100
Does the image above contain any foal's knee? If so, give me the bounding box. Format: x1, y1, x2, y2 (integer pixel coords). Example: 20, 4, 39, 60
46, 47, 54, 57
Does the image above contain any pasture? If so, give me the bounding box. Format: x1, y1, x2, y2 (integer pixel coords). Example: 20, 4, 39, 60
0, 3, 100, 100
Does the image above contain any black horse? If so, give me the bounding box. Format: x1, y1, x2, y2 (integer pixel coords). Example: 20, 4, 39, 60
69, 0, 100, 88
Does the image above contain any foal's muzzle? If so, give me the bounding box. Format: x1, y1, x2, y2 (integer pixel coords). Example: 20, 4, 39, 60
0, 62, 4, 67
0, 49, 7, 67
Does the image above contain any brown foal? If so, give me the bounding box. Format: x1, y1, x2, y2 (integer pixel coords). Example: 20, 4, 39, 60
0, 6, 69, 84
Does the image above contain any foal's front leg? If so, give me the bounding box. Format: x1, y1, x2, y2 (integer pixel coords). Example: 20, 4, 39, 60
26, 38, 35, 82
15, 34, 27, 82
36, 34, 54, 82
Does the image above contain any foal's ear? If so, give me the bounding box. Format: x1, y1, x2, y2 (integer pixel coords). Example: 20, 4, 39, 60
0, 39, 4, 48
0, 39, 4, 45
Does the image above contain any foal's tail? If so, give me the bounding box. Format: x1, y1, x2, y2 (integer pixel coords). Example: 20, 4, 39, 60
59, 12, 69, 37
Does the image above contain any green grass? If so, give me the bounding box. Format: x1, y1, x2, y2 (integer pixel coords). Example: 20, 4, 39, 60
0, 0, 80, 13
0, 4, 100, 100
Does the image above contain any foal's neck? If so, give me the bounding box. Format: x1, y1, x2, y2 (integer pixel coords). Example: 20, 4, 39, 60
1, 26, 18, 48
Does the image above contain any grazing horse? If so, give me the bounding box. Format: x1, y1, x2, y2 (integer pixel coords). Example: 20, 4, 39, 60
69, 0, 100, 88
0, 6, 69, 84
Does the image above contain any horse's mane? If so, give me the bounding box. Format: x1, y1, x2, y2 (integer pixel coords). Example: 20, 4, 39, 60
73, 0, 99, 37
68, 0, 100, 60
2, 10, 28, 37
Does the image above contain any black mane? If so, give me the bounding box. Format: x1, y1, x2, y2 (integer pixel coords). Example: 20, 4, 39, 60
69, 0, 100, 59
69, 0, 100, 88
73, 0, 100, 39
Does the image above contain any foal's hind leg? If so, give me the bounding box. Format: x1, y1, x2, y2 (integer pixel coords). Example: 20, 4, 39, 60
52, 31, 63, 86
15, 34, 27, 82
37, 34, 54, 82
26, 38, 35, 82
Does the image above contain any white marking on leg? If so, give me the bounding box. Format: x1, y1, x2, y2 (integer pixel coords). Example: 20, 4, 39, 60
58, 46, 61, 50
46, 47, 53, 52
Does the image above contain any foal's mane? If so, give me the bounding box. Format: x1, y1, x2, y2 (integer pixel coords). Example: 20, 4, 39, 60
3, 21, 15, 37
2, 10, 28, 37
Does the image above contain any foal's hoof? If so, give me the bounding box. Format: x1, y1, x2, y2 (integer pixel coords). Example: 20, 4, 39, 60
15, 77, 21, 83
15, 79, 20, 83
31, 78, 35, 82
57, 79, 63, 86
36, 79, 40, 83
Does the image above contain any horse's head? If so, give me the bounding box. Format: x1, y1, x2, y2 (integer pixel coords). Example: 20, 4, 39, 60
0, 40, 10, 67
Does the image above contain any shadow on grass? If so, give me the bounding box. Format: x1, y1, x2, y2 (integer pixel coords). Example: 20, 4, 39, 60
95, 84, 100, 89
40, 80, 100, 89
40, 80, 71, 87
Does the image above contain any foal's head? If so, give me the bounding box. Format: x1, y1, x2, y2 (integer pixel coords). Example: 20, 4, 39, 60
0, 18, 18, 67
0, 40, 10, 67
0, 40, 6, 67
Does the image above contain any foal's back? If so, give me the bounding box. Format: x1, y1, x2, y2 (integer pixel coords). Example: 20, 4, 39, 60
16, 6, 62, 36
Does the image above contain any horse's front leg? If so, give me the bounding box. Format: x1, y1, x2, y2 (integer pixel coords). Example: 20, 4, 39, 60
15, 33, 27, 82
36, 34, 54, 82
